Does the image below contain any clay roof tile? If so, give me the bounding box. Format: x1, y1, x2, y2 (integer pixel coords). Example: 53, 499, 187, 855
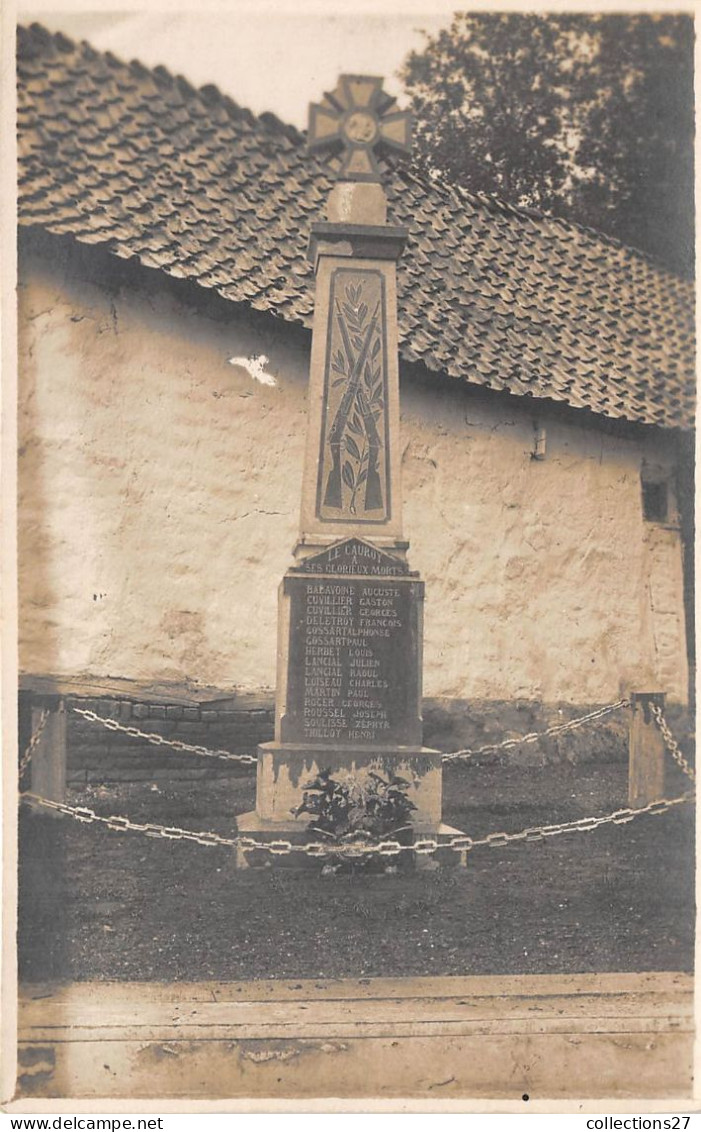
16, 22, 695, 430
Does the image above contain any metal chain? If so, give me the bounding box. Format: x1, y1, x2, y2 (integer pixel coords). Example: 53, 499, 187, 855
21, 792, 242, 847
72, 699, 628, 770
18, 708, 50, 781
71, 707, 257, 766
21, 785, 694, 859
21, 697, 694, 860
461, 790, 694, 854
441, 699, 630, 763
649, 703, 696, 783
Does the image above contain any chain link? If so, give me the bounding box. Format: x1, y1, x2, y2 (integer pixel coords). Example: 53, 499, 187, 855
465, 791, 694, 852
72, 699, 629, 771
24, 695, 691, 859
21, 793, 243, 847
71, 707, 258, 766
21, 784, 694, 859
649, 703, 696, 783
18, 708, 50, 782
24, 697, 695, 860
441, 699, 630, 763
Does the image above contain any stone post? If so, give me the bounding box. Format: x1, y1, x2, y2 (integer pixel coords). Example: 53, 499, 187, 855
628, 692, 666, 807
28, 695, 67, 815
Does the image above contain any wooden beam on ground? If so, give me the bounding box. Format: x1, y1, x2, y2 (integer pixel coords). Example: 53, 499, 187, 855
629, 692, 666, 807
15, 972, 693, 1102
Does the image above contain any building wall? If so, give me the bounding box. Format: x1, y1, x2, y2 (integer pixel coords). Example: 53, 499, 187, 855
17, 235, 689, 707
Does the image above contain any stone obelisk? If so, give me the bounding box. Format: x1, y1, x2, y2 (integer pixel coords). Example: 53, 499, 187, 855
237, 76, 460, 863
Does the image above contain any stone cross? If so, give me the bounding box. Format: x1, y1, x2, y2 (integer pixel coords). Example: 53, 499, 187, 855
236, 77, 462, 866
308, 74, 411, 182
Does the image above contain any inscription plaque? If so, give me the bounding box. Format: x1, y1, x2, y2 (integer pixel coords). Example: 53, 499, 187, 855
293, 537, 411, 577
281, 572, 423, 746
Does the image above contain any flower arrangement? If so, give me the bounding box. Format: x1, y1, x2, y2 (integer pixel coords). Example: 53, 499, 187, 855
292, 768, 417, 872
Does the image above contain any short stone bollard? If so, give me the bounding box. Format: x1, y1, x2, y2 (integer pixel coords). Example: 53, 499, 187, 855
628, 692, 665, 808
26, 695, 67, 814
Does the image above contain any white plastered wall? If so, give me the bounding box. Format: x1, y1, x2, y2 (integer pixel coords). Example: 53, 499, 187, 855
17, 241, 689, 703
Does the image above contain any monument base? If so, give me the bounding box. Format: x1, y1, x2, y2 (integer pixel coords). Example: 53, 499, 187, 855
253, 741, 443, 825
235, 741, 466, 870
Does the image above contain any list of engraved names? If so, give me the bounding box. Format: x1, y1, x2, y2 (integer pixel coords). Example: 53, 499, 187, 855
302, 580, 405, 742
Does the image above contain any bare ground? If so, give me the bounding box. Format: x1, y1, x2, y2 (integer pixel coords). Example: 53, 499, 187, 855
17, 754, 695, 983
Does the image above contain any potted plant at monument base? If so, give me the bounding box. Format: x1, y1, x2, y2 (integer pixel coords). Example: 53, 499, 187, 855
292, 768, 417, 875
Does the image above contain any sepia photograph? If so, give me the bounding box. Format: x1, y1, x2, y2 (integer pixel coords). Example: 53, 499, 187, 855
3, 0, 696, 1112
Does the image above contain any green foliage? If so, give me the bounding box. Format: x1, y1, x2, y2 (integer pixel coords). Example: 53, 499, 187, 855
400, 12, 694, 275
294, 768, 416, 843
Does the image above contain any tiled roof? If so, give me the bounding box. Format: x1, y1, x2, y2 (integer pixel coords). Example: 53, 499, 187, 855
17, 22, 695, 430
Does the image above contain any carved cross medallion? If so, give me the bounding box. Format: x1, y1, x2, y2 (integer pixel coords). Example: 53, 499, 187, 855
308, 74, 411, 182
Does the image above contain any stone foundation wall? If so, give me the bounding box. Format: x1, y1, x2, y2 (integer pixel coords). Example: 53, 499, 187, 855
27, 693, 691, 784
424, 698, 693, 769
63, 697, 273, 784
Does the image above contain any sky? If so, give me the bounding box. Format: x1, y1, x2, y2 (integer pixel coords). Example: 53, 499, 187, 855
17, 1, 694, 129
17, 4, 456, 128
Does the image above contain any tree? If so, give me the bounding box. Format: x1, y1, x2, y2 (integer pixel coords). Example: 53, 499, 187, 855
399, 13, 694, 276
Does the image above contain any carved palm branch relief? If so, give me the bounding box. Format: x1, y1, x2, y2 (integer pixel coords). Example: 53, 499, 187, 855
317, 271, 389, 522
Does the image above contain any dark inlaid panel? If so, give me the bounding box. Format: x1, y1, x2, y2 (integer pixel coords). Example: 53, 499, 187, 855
281, 574, 423, 746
